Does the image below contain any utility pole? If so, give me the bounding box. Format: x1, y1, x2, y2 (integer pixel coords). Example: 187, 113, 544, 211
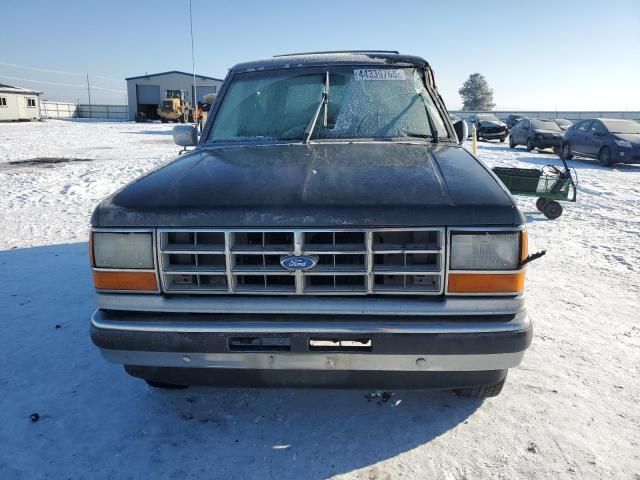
86, 73, 92, 118
189, 0, 197, 128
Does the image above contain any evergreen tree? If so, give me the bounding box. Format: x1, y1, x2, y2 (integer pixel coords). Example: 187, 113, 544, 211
459, 73, 495, 111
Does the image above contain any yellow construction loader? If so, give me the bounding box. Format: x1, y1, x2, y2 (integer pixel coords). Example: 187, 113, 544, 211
157, 90, 192, 123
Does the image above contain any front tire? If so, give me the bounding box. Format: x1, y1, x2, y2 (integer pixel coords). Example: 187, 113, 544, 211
562, 142, 573, 160
499, 136, 506, 143
509, 136, 516, 149
454, 376, 506, 398
598, 146, 612, 166
526, 138, 534, 152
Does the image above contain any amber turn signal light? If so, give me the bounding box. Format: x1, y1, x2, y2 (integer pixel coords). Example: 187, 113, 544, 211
92, 271, 158, 291
520, 230, 529, 263
448, 272, 525, 294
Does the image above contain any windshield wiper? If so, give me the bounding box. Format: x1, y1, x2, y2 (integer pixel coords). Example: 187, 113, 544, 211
399, 132, 433, 139
304, 71, 329, 144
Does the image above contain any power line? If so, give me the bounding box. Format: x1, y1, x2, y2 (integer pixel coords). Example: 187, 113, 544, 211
0, 61, 123, 83
0, 74, 125, 93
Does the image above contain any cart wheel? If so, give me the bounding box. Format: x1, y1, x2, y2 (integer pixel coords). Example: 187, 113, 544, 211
543, 200, 563, 219
526, 139, 534, 152
536, 198, 549, 212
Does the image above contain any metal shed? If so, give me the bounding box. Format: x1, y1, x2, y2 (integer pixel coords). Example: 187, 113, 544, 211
0, 84, 41, 121
125, 71, 224, 121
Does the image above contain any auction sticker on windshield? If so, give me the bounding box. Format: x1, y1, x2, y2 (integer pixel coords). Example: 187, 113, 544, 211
354, 69, 406, 81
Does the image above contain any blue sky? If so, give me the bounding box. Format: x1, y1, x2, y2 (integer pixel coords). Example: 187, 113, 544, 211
2, 0, 639, 109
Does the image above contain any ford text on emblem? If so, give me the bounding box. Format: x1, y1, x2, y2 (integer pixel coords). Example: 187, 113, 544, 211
280, 255, 318, 271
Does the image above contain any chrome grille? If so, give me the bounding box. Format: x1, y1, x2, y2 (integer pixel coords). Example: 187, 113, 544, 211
158, 228, 445, 295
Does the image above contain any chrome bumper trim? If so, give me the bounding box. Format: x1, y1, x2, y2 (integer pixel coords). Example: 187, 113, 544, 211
96, 293, 525, 316
91, 309, 529, 334
99, 349, 526, 371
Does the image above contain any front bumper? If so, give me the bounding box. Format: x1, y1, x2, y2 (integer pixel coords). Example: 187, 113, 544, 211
478, 130, 507, 139
612, 145, 640, 164
533, 136, 562, 149
90, 297, 532, 388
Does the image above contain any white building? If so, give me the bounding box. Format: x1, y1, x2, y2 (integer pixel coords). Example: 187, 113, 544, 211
0, 84, 41, 121
125, 71, 224, 121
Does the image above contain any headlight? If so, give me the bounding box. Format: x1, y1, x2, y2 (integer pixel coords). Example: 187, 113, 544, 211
448, 230, 527, 295
450, 232, 521, 270
92, 232, 154, 268
91, 231, 158, 292
614, 139, 632, 148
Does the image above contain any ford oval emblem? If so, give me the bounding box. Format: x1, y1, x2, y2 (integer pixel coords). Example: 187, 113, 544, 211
280, 255, 318, 271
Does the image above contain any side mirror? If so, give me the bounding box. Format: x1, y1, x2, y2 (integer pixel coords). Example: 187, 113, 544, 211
173, 125, 198, 147
453, 119, 468, 144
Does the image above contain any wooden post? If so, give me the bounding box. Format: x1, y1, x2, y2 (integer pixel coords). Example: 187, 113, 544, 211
471, 123, 478, 155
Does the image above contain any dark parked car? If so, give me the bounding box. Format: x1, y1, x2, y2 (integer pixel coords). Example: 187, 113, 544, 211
89, 51, 532, 398
467, 113, 508, 142
506, 114, 525, 130
561, 118, 640, 166
553, 118, 572, 131
509, 118, 564, 152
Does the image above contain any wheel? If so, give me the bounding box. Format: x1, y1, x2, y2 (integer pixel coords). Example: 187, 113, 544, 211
499, 136, 506, 143
454, 376, 506, 398
598, 146, 612, 166
160, 118, 168, 123
526, 138, 534, 152
543, 200, 563, 219
145, 379, 189, 389
509, 136, 516, 149
561, 142, 573, 160
178, 114, 185, 124
536, 198, 549, 212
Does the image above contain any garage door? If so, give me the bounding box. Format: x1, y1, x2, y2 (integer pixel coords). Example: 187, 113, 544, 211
137, 84, 161, 105
194, 85, 217, 103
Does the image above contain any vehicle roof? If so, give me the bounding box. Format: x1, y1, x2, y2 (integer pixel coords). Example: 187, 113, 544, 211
125, 71, 224, 82
230, 51, 430, 73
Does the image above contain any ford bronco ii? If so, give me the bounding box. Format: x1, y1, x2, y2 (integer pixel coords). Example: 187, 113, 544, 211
90, 51, 532, 397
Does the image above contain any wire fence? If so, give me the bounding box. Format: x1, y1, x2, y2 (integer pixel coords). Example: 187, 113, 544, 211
450, 111, 640, 121
41, 101, 128, 120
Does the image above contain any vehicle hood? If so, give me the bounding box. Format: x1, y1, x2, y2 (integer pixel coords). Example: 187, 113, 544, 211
534, 129, 564, 136
93, 143, 521, 228
479, 120, 506, 128
614, 133, 640, 144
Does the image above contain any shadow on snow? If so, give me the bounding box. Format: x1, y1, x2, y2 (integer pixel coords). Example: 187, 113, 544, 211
0, 242, 481, 480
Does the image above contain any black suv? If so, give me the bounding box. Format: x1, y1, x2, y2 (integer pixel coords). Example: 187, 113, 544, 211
89, 51, 532, 397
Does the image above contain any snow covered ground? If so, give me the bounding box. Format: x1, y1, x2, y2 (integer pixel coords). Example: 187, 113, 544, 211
0, 120, 638, 479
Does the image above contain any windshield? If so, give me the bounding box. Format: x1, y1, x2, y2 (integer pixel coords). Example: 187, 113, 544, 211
206, 67, 450, 143
531, 119, 562, 131
477, 114, 500, 122
602, 119, 640, 134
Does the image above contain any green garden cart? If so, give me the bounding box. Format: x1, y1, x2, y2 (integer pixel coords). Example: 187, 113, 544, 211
492, 157, 577, 219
